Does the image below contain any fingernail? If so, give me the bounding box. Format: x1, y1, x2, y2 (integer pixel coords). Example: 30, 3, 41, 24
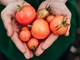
25, 56, 30, 60
24, 54, 30, 60
65, 32, 69, 36
35, 52, 40, 56
7, 32, 11, 37
21, 45, 26, 53
35, 50, 43, 56
22, 49, 26, 54
7, 31, 13, 37
30, 54, 33, 58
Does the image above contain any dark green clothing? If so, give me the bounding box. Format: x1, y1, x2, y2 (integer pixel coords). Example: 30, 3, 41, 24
0, 0, 80, 60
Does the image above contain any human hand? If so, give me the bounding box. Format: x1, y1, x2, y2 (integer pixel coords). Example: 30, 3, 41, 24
35, 0, 71, 56
1, 1, 33, 59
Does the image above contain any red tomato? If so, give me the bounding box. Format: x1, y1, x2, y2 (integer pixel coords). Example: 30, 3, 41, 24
16, 5, 36, 25
27, 38, 39, 50
31, 19, 50, 40
19, 27, 31, 42
50, 16, 68, 35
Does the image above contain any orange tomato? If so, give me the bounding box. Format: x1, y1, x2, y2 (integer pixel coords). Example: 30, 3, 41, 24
50, 16, 68, 35
19, 27, 31, 42
27, 38, 39, 50
31, 19, 50, 40
46, 15, 54, 22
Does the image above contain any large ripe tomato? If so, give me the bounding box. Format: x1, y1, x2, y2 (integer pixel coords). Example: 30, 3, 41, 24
27, 38, 39, 50
50, 16, 68, 35
16, 5, 36, 25
19, 27, 31, 42
31, 19, 50, 40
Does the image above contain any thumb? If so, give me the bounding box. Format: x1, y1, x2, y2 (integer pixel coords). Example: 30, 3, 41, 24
64, 10, 71, 36
1, 11, 13, 36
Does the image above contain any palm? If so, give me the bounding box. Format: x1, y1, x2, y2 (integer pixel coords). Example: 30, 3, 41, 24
1, 1, 33, 59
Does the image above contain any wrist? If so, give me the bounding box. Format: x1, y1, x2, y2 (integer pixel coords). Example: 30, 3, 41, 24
46, 0, 68, 3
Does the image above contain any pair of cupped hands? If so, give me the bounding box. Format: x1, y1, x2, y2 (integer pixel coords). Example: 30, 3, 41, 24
1, 0, 71, 59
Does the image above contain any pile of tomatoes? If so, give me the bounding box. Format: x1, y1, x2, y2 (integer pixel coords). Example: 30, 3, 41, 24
15, 5, 68, 50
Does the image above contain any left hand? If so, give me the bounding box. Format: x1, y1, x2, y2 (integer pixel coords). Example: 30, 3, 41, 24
35, 0, 71, 56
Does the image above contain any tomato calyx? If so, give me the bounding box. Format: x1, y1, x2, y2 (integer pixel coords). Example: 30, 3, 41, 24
17, 5, 23, 11
17, 2, 25, 11
32, 46, 36, 51
55, 18, 69, 30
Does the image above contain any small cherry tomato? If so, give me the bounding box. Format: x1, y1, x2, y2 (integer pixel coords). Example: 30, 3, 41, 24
27, 38, 39, 50
19, 27, 31, 42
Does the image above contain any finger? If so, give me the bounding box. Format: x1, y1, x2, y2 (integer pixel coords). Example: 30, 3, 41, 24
64, 9, 71, 36
30, 51, 33, 58
35, 34, 58, 56
38, 1, 48, 10
42, 33, 59, 50
11, 32, 26, 53
35, 42, 44, 56
1, 11, 13, 36
23, 43, 33, 59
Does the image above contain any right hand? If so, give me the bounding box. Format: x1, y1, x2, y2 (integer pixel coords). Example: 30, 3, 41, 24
1, 1, 33, 59
35, 0, 71, 56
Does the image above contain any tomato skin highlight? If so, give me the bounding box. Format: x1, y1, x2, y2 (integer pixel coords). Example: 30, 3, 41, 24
16, 5, 36, 25
50, 16, 68, 35
31, 19, 50, 40
19, 27, 31, 42
27, 38, 39, 50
